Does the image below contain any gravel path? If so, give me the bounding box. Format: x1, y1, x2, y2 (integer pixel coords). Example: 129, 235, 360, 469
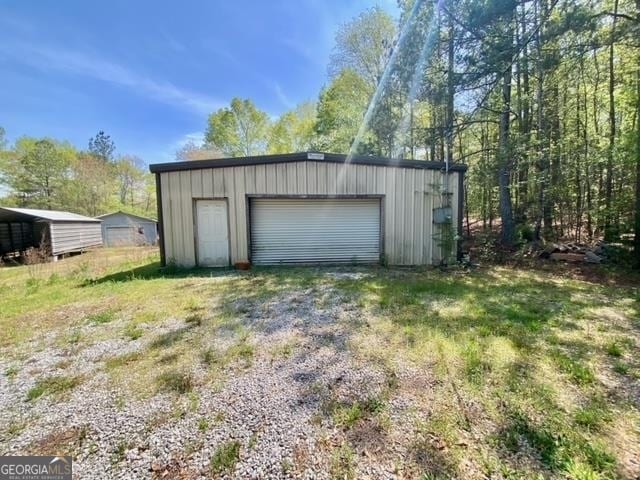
0, 281, 412, 479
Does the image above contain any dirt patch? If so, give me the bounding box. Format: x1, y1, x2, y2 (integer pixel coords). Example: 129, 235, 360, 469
151, 457, 200, 480
30, 425, 91, 456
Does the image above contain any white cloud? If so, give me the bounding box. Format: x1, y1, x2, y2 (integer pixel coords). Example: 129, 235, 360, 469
0, 42, 223, 115
153, 131, 206, 163
175, 131, 205, 149
273, 82, 295, 109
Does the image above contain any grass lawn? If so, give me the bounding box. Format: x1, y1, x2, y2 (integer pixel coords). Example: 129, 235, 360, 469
0, 247, 638, 479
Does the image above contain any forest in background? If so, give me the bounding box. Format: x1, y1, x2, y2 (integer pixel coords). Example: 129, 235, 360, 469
2, 0, 639, 265
0, 129, 156, 219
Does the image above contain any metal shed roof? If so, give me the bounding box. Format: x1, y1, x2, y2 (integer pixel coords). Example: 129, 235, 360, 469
96, 211, 157, 223
149, 151, 468, 174
0, 207, 101, 223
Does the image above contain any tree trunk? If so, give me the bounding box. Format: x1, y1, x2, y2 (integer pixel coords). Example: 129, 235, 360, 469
518, 1, 531, 223
605, 0, 619, 241
534, 0, 546, 240
634, 62, 640, 268
575, 87, 583, 242
498, 59, 515, 246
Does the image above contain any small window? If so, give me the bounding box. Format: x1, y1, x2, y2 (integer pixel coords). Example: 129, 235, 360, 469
137, 227, 144, 235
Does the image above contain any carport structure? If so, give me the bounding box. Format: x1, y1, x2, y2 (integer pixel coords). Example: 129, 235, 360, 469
0, 207, 102, 259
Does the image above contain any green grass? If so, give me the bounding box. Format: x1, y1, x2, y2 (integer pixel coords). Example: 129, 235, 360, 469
27, 375, 82, 401
104, 351, 142, 370
607, 342, 624, 357
200, 340, 254, 369
123, 323, 144, 340
1, 249, 639, 478
86, 310, 116, 324
612, 360, 630, 375
185, 313, 203, 326
329, 442, 355, 480
332, 267, 638, 478
551, 351, 595, 385
4, 420, 27, 438
4, 365, 19, 379
498, 409, 615, 474
149, 328, 190, 349
210, 440, 241, 474
198, 417, 210, 432
155, 369, 193, 394
331, 397, 385, 429
574, 398, 611, 431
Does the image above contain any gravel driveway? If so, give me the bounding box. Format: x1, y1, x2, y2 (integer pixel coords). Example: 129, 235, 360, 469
0, 278, 418, 479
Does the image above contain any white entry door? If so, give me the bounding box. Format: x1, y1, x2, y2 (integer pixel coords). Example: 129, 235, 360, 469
196, 200, 229, 267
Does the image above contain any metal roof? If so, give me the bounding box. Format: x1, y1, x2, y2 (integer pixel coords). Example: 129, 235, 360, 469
149, 151, 468, 174
0, 207, 101, 223
96, 211, 157, 223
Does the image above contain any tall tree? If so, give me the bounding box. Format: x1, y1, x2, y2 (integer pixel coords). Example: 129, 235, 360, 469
634, 63, 640, 267
329, 7, 397, 88
205, 98, 270, 157
3, 138, 74, 209
268, 102, 317, 154
88, 130, 116, 163
314, 70, 371, 153
64, 152, 112, 217
175, 141, 223, 161
496, 14, 517, 246
631, 0, 640, 267
114, 156, 144, 206
604, 0, 620, 240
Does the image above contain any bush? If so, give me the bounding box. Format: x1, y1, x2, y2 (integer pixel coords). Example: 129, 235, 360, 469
516, 223, 535, 243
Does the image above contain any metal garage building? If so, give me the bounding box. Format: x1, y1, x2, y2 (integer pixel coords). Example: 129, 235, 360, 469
0, 207, 102, 259
149, 152, 466, 267
97, 211, 158, 247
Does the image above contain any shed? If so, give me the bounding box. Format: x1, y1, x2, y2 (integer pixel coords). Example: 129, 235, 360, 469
0, 207, 102, 258
96, 211, 158, 247
149, 152, 467, 267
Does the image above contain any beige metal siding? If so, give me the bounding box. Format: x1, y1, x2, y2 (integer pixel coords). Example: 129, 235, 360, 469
49, 222, 102, 255
160, 161, 460, 267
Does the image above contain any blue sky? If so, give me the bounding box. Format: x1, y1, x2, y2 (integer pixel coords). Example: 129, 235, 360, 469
0, 0, 398, 165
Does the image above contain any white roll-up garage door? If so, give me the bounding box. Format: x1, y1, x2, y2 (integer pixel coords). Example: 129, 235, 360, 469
250, 198, 381, 265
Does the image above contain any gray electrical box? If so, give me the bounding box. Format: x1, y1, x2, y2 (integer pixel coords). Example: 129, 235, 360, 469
433, 206, 453, 224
